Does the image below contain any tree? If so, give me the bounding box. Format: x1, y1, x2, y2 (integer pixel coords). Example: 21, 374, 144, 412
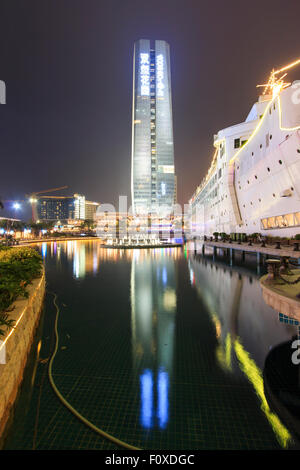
80, 219, 95, 231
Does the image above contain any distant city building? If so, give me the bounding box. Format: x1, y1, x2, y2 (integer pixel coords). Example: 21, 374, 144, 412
37, 194, 99, 222
37, 196, 74, 221
85, 200, 100, 221
74, 194, 86, 220
131, 39, 176, 215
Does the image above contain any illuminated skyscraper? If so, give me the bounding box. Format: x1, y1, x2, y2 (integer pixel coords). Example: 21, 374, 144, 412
131, 39, 176, 215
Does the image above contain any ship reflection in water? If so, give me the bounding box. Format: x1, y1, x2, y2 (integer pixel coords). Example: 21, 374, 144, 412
130, 249, 176, 430
34, 240, 300, 448
188, 251, 299, 448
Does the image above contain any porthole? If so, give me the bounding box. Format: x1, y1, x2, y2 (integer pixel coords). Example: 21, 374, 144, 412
259, 198, 261, 202
273, 193, 275, 197
260, 144, 262, 148
279, 160, 282, 164
267, 167, 270, 172
255, 175, 257, 179
247, 180, 250, 184
270, 134, 272, 140
291, 187, 294, 191
252, 152, 254, 156
297, 149, 300, 153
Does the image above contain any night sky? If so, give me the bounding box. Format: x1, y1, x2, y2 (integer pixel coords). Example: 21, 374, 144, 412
0, 0, 300, 220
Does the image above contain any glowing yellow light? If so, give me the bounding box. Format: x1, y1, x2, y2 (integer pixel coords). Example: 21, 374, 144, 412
234, 338, 292, 448
229, 96, 274, 166
258, 58, 300, 96
0, 272, 45, 354
190, 58, 300, 205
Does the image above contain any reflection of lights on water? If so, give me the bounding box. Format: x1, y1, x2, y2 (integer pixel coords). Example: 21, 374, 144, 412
67, 241, 73, 260
73, 250, 80, 278
140, 369, 169, 430
73, 243, 86, 279
57, 245, 61, 261
93, 253, 98, 275
163, 289, 176, 311
157, 369, 169, 429
140, 369, 153, 428
41, 243, 47, 258
162, 267, 167, 285
189, 268, 195, 285
53, 242, 57, 256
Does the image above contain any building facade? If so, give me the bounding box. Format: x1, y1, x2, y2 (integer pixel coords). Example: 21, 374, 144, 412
85, 200, 100, 221
131, 39, 176, 215
37, 194, 99, 222
37, 196, 75, 221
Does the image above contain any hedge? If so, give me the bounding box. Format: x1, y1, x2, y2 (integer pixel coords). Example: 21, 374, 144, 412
0, 246, 43, 336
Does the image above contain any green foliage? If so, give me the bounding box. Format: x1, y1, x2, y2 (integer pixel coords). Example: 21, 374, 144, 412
295, 234, 300, 240
80, 219, 95, 230
0, 247, 43, 335
0, 312, 17, 337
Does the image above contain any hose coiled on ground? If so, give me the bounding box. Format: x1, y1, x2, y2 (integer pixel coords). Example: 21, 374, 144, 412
48, 292, 141, 450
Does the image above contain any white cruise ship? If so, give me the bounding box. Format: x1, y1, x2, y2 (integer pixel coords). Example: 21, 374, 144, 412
189, 60, 300, 238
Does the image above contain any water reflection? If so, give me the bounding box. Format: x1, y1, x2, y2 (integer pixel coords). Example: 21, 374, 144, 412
131, 249, 177, 429
189, 253, 297, 447
33, 240, 300, 448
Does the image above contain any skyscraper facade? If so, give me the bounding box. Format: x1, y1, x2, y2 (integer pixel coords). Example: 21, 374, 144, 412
131, 39, 176, 215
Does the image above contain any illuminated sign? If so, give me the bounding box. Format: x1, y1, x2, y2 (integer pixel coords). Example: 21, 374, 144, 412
156, 54, 164, 97
158, 165, 174, 174
140, 53, 150, 96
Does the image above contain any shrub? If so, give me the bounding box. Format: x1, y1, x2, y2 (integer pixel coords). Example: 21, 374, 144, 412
0, 246, 43, 335
295, 234, 300, 240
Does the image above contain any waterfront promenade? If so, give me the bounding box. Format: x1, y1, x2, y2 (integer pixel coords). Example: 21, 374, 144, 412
197, 239, 300, 263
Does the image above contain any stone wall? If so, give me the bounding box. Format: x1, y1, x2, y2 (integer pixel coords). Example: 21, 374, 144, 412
0, 269, 45, 439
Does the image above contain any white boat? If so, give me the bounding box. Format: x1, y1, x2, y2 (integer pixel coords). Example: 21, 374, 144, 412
189, 60, 300, 238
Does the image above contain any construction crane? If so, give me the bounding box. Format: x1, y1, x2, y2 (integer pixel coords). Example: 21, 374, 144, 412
26, 186, 68, 222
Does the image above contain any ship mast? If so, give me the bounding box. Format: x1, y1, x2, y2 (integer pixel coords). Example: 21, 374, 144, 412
257, 58, 300, 97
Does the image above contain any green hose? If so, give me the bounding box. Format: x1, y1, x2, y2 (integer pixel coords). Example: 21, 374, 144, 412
48, 292, 141, 451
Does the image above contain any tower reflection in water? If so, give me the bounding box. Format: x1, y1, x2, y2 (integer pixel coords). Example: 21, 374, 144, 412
130, 249, 178, 430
